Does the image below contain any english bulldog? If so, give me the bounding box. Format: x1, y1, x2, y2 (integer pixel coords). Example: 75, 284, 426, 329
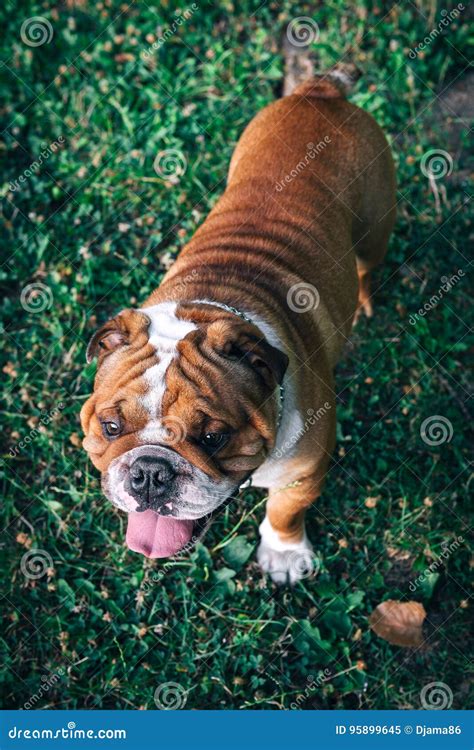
81, 67, 396, 584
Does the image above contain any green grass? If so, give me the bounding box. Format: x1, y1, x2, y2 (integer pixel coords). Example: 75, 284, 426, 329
1, 0, 472, 710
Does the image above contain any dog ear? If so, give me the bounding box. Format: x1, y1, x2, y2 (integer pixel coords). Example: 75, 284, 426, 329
86, 309, 146, 363
207, 319, 288, 386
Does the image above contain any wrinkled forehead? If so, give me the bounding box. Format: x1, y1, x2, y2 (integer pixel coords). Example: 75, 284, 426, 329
141, 302, 197, 387
99, 301, 197, 404
134, 302, 197, 437
92, 300, 275, 428
144, 302, 197, 350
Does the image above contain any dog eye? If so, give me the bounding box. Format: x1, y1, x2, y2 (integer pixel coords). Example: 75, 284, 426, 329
201, 432, 229, 450
101, 420, 122, 438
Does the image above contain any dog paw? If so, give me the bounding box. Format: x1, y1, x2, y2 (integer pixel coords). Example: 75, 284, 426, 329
257, 517, 316, 585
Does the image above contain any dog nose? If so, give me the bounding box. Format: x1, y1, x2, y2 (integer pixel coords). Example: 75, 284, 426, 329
129, 456, 175, 505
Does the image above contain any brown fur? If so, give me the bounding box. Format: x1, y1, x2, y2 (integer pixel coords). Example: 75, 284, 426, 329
81, 305, 284, 485
82, 76, 396, 550
148, 79, 395, 542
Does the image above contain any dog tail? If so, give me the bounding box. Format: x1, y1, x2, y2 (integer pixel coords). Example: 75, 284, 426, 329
291, 63, 362, 99
282, 25, 361, 98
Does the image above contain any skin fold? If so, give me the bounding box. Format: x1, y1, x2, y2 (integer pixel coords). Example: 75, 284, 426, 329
81, 72, 396, 582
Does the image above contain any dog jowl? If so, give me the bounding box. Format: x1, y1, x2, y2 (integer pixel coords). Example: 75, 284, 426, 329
81, 67, 396, 583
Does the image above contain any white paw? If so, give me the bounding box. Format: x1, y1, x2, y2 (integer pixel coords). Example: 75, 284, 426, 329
257, 516, 316, 586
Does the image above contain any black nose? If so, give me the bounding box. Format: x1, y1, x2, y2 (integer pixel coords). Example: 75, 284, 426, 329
129, 456, 175, 506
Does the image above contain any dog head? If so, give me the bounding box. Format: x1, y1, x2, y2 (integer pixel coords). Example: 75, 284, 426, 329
80, 301, 288, 558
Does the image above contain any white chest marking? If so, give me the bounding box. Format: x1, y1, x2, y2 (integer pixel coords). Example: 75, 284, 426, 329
138, 302, 196, 443
243, 312, 303, 488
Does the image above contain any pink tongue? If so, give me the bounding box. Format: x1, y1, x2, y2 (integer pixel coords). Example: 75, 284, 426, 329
126, 510, 194, 558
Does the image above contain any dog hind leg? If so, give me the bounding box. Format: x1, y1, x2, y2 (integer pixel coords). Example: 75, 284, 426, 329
352, 166, 396, 324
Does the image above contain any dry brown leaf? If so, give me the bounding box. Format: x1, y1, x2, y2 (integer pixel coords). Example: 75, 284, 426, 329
15, 533, 31, 548
369, 600, 426, 647
387, 546, 412, 561
365, 496, 380, 508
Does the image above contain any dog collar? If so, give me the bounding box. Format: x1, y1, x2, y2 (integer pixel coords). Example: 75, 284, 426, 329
189, 299, 285, 430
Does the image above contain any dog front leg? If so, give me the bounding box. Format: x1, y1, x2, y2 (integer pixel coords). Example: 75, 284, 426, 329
257, 474, 324, 585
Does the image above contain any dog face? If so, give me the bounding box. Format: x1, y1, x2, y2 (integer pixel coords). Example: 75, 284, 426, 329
80, 302, 288, 558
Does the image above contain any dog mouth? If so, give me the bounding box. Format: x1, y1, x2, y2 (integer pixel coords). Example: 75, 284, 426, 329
124, 485, 243, 559
125, 503, 222, 559
126, 511, 194, 558
103, 444, 246, 559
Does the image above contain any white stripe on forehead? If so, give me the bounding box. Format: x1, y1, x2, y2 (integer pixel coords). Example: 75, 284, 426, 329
138, 302, 196, 442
